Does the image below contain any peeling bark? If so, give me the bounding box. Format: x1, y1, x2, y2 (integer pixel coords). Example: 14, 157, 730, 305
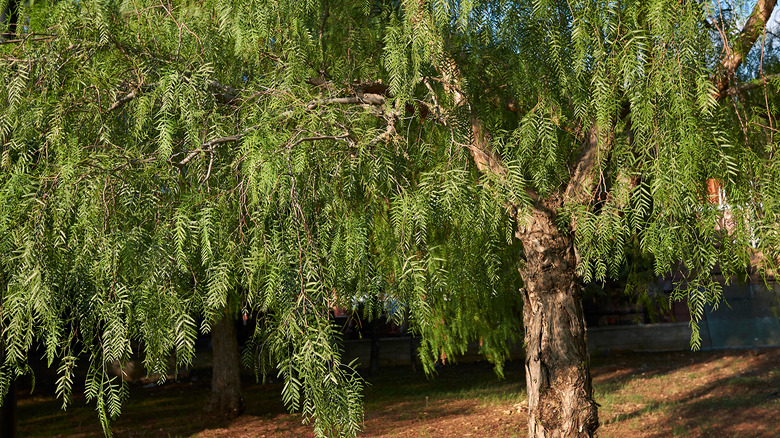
517, 198, 598, 438
467, 105, 598, 437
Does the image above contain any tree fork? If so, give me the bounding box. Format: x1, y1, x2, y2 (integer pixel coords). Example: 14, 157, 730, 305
464, 85, 598, 437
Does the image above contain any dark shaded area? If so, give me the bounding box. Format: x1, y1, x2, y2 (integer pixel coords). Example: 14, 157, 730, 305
1, 1, 21, 436
0, 0, 19, 41
12, 348, 780, 437
15, 358, 525, 437
0, 345, 17, 438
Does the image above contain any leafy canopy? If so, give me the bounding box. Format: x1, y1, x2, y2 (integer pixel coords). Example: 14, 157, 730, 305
1, 0, 779, 436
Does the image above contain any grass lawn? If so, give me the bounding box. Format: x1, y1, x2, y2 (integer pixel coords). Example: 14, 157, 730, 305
16, 347, 780, 437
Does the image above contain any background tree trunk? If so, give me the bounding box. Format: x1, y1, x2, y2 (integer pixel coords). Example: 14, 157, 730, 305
205, 314, 245, 418
516, 200, 599, 438
369, 318, 381, 376
1, 0, 18, 41
0, 342, 16, 438
0, 379, 16, 438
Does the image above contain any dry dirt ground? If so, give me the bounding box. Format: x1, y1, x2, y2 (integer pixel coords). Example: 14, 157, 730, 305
16, 347, 780, 437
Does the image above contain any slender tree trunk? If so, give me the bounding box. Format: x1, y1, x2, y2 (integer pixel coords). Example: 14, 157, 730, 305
205, 314, 245, 417
516, 199, 599, 437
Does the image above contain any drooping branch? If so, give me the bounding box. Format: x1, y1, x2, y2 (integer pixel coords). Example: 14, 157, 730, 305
565, 0, 777, 212
713, 0, 778, 99
1, 0, 19, 41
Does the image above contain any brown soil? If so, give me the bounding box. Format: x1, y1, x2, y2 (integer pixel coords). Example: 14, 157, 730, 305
16, 347, 780, 437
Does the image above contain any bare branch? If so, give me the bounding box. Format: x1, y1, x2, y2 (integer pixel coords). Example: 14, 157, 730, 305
207, 80, 240, 104
108, 90, 137, 112
287, 134, 352, 149
0, 36, 54, 45
729, 72, 780, 94
307, 93, 385, 110
369, 112, 398, 146
175, 126, 259, 167
468, 115, 508, 177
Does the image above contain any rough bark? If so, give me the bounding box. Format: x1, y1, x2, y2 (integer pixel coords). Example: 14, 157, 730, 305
516, 198, 598, 438
467, 110, 598, 437
205, 315, 245, 418
447, 3, 780, 435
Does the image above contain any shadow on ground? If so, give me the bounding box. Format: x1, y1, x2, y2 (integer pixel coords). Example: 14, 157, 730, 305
15, 348, 780, 437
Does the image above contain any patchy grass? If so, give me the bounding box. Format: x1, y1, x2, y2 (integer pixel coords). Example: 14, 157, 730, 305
594, 348, 780, 438
16, 348, 780, 437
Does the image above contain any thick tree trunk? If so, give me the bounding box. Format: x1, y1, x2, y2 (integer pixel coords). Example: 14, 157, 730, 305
205, 314, 245, 417
517, 200, 599, 437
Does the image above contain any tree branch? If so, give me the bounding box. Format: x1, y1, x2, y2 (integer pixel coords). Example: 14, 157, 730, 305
729, 72, 780, 94
563, 102, 631, 210
108, 78, 242, 113
306, 93, 386, 110
713, 0, 778, 99
287, 134, 351, 149
208, 80, 241, 104
0, 36, 54, 45
174, 126, 259, 167
108, 90, 138, 112
564, 126, 601, 205
468, 115, 508, 177
369, 112, 398, 146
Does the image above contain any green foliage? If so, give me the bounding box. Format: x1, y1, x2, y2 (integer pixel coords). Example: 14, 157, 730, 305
433, 0, 778, 346
1, 0, 778, 436
0, 1, 522, 436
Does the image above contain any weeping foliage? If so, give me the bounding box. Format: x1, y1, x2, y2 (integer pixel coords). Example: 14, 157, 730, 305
0, 1, 521, 436
1, 0, 778, 436
432, 0, 779, 349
